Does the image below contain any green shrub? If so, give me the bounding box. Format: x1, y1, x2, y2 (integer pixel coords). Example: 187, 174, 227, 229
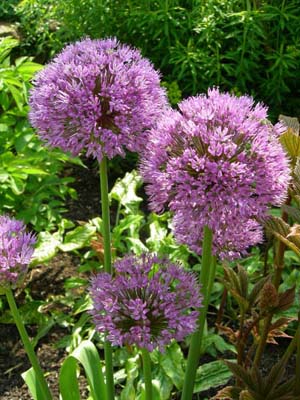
0, 37, 79, 231
15, 0, 300, 118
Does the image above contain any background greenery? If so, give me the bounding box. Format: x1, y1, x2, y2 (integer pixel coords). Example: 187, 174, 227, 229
1, 0, 299, 117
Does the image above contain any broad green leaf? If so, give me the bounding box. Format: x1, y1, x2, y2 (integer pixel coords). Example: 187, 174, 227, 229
17, 61, 43, 79
59, 224, 96, 252
159, 342, 185, 390
146, 219, 168, 251
0, 37, 19, 63
194, 360, 233, 393
109, 170, 143, 212
138, 380, 162, 400
201, 333, 237, 356
21, 367, 46, 400
113, 215, 143, 236
127, 237, 149, 254
153, 371, 173, 400
59, 340, 106, 400
32, 231, 61, 264
121, 382, 136, 400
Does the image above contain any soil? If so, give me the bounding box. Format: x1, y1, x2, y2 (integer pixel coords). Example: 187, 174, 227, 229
0, 159, 297, 400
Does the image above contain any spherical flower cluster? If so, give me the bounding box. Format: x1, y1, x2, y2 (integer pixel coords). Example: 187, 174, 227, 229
89, 253, 202, 351
29, 38, 168, 160
140, 88, 290, 259
0, 216, 36, 287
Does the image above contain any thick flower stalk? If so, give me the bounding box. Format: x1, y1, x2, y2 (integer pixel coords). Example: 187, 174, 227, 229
29, 37, 168, 160
140, 88, 290, 259
0, 215, 36, 288
89, 253, 202, 352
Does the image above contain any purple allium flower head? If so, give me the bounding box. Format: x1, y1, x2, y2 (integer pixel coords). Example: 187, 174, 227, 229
0, 216, 36, 287
140, 88, 290, 259
29, 38, 168, 160
89, 253, 202, 351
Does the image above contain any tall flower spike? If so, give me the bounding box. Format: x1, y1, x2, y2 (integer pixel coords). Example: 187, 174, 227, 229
89, 254, 202, 351
29, 38, 168, 160
140, 88, 291, 259
0, 215, 36, 287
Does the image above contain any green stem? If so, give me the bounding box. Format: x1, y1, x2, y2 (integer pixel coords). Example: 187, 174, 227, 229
295, 313, 300, 395
100, 156, 114, 400
181, 226, 214, 400
5, 288, 52, 400
100, 156, 112, 275
141, 348, 153, 400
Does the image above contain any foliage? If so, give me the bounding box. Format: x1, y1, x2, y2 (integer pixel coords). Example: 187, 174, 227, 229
0, 36, 80, 231
14, 0, 300, 117
0, 0, 19, 21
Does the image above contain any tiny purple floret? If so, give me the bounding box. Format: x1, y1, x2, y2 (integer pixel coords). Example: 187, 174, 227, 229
89, 253, 202, 351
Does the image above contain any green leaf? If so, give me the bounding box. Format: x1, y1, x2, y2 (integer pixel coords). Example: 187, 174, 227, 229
59, 356, 80, 400
121, 382, 136, 400
109, 170, 143, 213
21, 368, 45, 400
153, 372, 173, 400
7, 83, 24, 111
59, 224, 96, 252
20, 167, 49, 175
16, 61, 43, 80
146, 219, 168, 251
0, 37, 19, 63
0, 170, 9, 182
127, 237, 149, 254
32, 232, 61, 264
194, 360, 233, 394
138, 380, 162, 400
9, 176, 26, 194
159, 342, 185, 390
201, 333, 237, 356
59, 340, 106, 400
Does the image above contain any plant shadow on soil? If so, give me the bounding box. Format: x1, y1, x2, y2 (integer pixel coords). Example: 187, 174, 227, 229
0, 158, 296, 399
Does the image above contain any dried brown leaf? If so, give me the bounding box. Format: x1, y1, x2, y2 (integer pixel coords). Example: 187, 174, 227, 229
212, 385, 242, 400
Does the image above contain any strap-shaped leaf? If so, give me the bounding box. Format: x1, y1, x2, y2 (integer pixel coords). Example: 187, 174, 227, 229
59, 356, 81, 400
59, 340, 106, 400
21, 367, 45, 400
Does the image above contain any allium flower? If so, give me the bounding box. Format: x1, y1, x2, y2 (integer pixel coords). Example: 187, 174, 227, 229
29, 38, 168, 160
89, 254, 202, 351
0, 216, 36, 287
140, 88, 290, 259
